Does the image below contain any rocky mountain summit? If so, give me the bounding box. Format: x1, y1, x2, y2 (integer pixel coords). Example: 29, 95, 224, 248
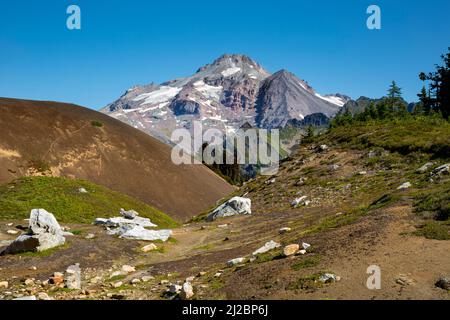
102, 54, 350, 143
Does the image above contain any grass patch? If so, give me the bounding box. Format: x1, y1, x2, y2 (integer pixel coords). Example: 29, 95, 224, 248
71, 230, 83, 236
414, 221, 450, 240
108, 275, 126, 282
91, 120, 103, 128
20, 243, 70, 257
291, 255, 321, 271
194, 244, 213, 251
0, 176, 178, 227
255, 249, 283, 263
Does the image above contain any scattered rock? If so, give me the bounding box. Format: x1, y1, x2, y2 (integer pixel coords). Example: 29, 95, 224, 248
358, 171, 367, 175
185, 276, 195, 283
24, 278, 35, 286
169, 284, 182, 294
121, 265, 136, 274
207, 197, 252, 221
141, 243, 158, 252
85, 233, 95, 240
265, 178, 276, 185
416, 162, 434, 173
112, 281, 123, 288
6, 230, 19, 235
107, 225, 172, 242
130, 278, 141, 285
180, 282, 194, 300
0, 281, 8, 289
302, 242, 311, 250
279, 227, 292, 234
141, 276, 154, 282
227, 257, 246, 267
1, 209, 66, 255
329, 164, 340, 171
397, 182, 412, 190
78, 187, 88, 194
214, 272, 222, 278
29, 266, 37, 271
283, 244, 300, 257
37, 292, 51, 300
319, 273, 340, 283
431, 163, 450, 178
120, 208, 139, 220
317, 144, 328, 152
291, 196, 308, 208
252, 240, 281, 256
49, 272, 64, 285
65, 263, 81, 290
217, 224, 228, 228
160, 280, 169, 285
197, 272, 206, 277
435, 277, 450, 290
298, 249, 307, 255
94, 216, 157, 228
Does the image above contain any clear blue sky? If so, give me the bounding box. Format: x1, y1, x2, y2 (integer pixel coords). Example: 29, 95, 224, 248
1, 0, 449, 109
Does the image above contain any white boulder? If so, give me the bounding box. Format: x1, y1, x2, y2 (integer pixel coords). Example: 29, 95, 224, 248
108, 225, 172, 242
207, 197, 251, 221
65, 263, 81, 290
252, 240, 281, 256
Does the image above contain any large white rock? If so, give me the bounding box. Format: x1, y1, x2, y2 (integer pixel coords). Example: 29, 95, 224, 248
252, 240, 281, 256
180, 282, 194, 300
207, 197, 251, 221
108, 225, 172, 242
94, 216, 157, 228
120, 208, 139, 220
1, 209, 65, 255
227, 257, 246, 267
29, 209, 63, 236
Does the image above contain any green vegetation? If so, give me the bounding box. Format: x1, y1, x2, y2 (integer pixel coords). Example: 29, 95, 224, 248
291, 255, 321, 271
413, 181, 450, 240
0, 176, 178, 227
91, 120, 103, 128
326, 116, 450, 158
28, 159, 51, 173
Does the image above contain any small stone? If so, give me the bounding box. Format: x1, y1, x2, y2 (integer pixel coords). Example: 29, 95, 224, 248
302, 242, 311, 250
121, 265, 135, 274
283, 244, 300, 257
279, 227, 291, 234
319, 273, 338, 283
197, 272, 206, 277
358, 171, 367, 175
298, 249, 307, 255
85, 233, 95, 239
65, 263, 81, 290
185, 276, 195, 283
24, 278, 35, 286
227, 257, 246, 267
214, 272, 222, 278
217, 224, 228, 228
112, 281, 123, 288
130, 278, 141, 285
169, 284, 182, 294
180, 282, 194, 300
37, 292, 51, 300
29, 266, 37, 271
6, 230, 19, 235
160, 280, 169, 285
141, 243, 158, 252
141, 276, 154, 282
397, 182, 412, 190
0, 281, 8, 289
78, 187, 88, 193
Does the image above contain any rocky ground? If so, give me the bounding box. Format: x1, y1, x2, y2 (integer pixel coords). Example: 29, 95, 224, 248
0, 137, 449, 300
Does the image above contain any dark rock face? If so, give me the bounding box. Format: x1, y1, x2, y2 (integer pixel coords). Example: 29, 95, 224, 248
256, 70, 341, 128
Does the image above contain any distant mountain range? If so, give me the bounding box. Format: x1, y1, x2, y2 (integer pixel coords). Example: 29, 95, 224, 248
101, 54, 351, 143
